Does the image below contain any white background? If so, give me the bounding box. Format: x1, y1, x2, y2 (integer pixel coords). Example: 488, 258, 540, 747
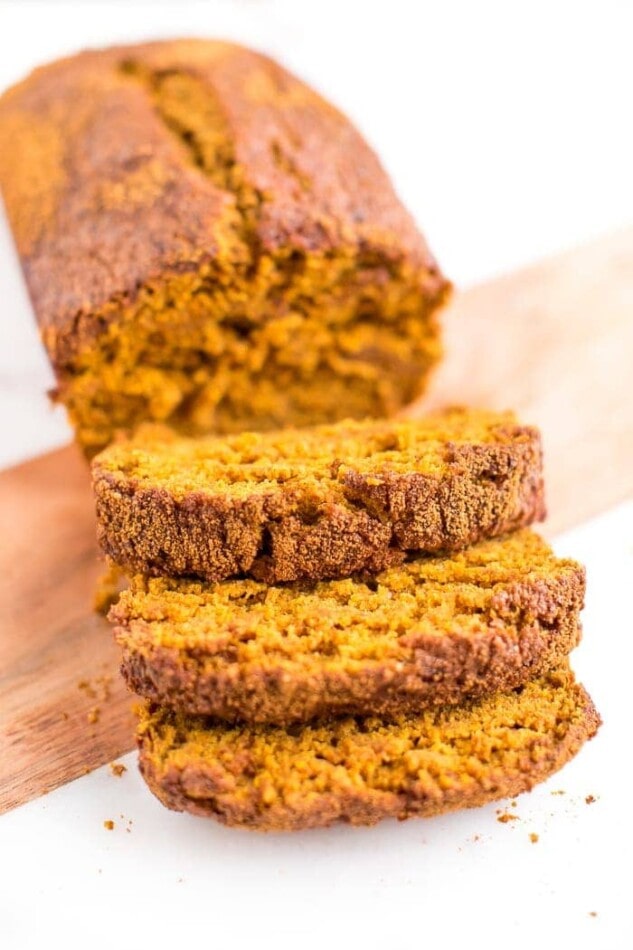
0, 2, 631, 948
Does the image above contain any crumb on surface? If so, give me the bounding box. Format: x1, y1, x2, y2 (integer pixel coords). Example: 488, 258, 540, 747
98, 676, 113, 700
78, 679, 95, 697
529, 832, 539, 844
551, 789, 566, 796
109, 762, 127, 777
103, 820, 114, 830
585, 794, 597, 805
589, 911, 598, 918
497, 812, 519, 824
79, 675, 113, 702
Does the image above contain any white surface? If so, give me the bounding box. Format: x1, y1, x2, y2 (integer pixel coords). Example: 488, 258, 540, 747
1, 0, 633, 466
0, 3, 631, 947
1, 502, 630, 950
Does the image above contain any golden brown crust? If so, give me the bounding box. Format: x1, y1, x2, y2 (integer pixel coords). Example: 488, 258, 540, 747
93, 410, 546, 583
0, 40, 450, 451
0, 39, 441, 337
111, 531, 584, 723
136, 668, 600, 831
121, 613, 580, 724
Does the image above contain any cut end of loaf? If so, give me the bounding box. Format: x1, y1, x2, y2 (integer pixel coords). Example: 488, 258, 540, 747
58, 248, 448, 456
0, 38, 450, 455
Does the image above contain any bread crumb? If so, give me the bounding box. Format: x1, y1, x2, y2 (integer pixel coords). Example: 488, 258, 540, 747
103, 820, 114, 830
79, 675, 113, 702
550, 789, 565, 796
109, 762, 127, 777
529, 832, 539, 844
585, 794, 597, 805
99, 675, 113, 701
497, 812, 519, 824
78, 679, 96, 698
589, 911, 598, 918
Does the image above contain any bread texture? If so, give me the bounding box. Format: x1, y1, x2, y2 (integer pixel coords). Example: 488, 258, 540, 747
111, 530, 583, 723
93, 408, 545, 584
136, 667, 600, 831
0, 39, 449, 455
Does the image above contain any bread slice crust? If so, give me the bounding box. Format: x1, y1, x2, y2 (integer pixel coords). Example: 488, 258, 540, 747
94, 409, 546, 584
136, 668, 600, 831
111, 530, 583, 723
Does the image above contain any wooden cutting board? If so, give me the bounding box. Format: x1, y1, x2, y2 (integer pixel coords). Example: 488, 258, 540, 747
1, 228, 632, 814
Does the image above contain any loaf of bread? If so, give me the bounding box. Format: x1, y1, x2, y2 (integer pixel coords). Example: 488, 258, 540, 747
0, 40, 450, 455
93, 408, 545, 583
111, 530, 583, 723
136, 667, 599, 831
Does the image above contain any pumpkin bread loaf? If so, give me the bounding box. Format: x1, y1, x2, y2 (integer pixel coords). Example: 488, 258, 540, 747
136, 667, 600, 831
93, 408, 545, 584
0, 39, 449, 455
110, 530, 583, 724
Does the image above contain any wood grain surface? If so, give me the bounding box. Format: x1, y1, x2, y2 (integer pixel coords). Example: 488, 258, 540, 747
0, 447, 135, 814
413, 226, 633, 532
1, 228, 632, 814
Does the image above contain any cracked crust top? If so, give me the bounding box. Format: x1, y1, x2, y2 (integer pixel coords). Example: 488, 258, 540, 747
93, 408, 546, 583
0, 40, 450, 451
110, 529, 584, 724
0, 38, 444, 342
136, 667, 600, 831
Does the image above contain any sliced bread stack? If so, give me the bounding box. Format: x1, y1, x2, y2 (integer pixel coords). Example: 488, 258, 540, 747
92, 408, 600, 831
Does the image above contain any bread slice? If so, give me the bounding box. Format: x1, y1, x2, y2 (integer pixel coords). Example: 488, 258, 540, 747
136, 667, 600, 831
111, 530, 583, 723
0, 39, 449, 455
93, 408, 545, 584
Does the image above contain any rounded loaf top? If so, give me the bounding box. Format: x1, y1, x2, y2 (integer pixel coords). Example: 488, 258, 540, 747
0, 39, 450, 452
